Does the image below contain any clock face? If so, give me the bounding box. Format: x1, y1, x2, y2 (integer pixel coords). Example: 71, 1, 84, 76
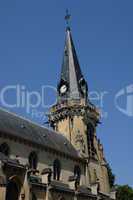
60, 84, 67, 94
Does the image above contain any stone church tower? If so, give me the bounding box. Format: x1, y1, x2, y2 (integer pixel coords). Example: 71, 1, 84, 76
0, 15, 115, 200
48, 25, 110, 193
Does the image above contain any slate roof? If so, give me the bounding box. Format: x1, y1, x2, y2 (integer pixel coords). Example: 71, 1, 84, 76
0, 108, 80, 159
58, 27, 84, 100
61, 28, 82, 99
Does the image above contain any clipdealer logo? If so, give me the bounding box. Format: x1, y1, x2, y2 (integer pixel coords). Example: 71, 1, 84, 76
0, 85, 57, 114
0, 84, 133, 118
115, 84, 133, 117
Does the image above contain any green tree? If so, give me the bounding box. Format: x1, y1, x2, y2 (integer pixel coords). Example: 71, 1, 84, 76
116, 185, 133, 200
106, 163, 115, 188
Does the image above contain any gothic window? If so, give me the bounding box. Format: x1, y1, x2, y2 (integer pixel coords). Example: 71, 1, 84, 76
0, 143, 10, 156
74, 165, 81, 181
53, 159, 61, 181
32, 193, 37, 200
5, 177, 21, 200
87, 123, 95, 155
6, 180, 19, 200
29, 151, 38, 170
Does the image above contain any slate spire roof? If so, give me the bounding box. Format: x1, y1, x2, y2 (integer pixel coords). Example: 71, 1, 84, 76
58, 27, 88, 101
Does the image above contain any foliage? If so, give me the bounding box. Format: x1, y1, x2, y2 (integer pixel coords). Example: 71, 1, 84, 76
116, 185, 133, 200
106, 163, 115, 188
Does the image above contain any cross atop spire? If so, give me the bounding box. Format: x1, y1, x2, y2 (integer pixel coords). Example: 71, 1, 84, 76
65, 9, 71, 29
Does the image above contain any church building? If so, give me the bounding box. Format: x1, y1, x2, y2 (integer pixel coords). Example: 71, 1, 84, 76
0, 18, 116, 200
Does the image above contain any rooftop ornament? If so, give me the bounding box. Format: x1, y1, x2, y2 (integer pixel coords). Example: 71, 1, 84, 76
65, 9, 71, 29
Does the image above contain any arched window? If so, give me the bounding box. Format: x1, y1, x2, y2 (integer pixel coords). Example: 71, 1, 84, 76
0, 143, 10, 156
32, 192, 37, 200
74, 165, 81, 190
5, 176, 22, 200
53, 159, 61, 181
29, 152, 38, 170
74, 165, 81, 181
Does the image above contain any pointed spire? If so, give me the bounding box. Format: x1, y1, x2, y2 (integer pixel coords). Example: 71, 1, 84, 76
58, 23, 88, 102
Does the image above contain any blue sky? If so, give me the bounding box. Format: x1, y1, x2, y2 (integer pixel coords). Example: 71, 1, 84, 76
0, 0, 133, 187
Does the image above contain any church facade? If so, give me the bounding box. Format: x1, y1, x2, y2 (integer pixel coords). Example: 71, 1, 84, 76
0, 24, 115, 200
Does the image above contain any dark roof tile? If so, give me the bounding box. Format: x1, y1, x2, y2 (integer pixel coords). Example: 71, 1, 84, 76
0, 108, 79, 159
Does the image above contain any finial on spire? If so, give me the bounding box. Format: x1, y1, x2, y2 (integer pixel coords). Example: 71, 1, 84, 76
65, 9, 71, 29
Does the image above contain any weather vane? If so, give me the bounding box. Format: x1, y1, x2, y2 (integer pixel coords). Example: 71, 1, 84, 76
65, 9, 71, 27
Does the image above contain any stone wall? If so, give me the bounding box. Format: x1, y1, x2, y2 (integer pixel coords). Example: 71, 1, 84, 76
0, 136, 87, 200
